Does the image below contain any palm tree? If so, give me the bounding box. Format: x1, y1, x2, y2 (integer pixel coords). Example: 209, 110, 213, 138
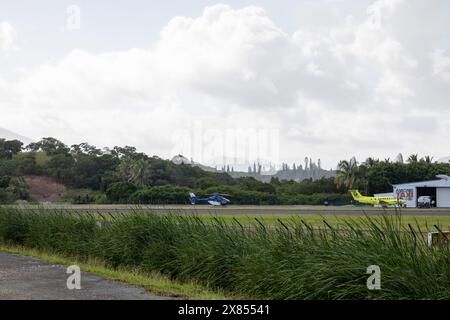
116, 156, 152, 187
130, 158, 152, 187
357, 163, 369, 194
116, 156, 134, 182
421, 155, 434, 164
335, 157, 359, 189
363, 157, 377, 168
408, 154, 418, 163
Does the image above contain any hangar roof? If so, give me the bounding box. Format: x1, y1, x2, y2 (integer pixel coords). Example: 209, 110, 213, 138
393, 179, 450, 188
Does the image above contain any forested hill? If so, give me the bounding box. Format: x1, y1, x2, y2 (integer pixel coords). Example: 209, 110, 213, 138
0, 137, 346, 204
0, 137, 449, 205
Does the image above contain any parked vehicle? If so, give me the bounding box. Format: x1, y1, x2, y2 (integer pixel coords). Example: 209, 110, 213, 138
417, 196, 432, 208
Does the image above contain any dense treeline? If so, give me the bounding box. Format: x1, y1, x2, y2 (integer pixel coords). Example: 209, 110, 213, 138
0, 137, 346, 205
335, 156, 450, 195
0, 137, 449, 204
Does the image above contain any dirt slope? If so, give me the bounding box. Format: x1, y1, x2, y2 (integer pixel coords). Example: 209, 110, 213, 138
25, 176, 67, 202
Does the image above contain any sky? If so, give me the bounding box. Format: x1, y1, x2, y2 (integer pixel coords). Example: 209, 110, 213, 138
1, 0, 449, 170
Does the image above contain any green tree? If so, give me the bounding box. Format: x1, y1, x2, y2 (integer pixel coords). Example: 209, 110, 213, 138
70, 143, 102, 157
26, 137, 69, 155
115, 156, 152, 187
421, 155, 434, 164
106, 182, 137, 203
15, 153, 39, 175
0, 139, 23, 160
130, 158, 152, 187
335, 157, 360, 189
44, 153, 75, 183
7, 177, 29, 199
116, 156, 135, 183
408, 154, 418, 163
0, 176, 11, 188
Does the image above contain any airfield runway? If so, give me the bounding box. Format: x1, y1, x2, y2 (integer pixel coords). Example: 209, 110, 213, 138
10, 204, 450, 216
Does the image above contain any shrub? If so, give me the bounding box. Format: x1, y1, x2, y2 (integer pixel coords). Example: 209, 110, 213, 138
128, 185, 191, 204
105, 182, 137, 203
0, 176, 10, 188
95, 193, 109, 204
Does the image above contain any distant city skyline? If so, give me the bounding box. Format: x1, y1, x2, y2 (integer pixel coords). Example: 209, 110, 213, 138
1, 1, 450, 169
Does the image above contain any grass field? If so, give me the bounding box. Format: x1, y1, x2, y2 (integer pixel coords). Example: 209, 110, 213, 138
7, 204, 449, 232
196, 214, 450, 232
1, 206, 449, 299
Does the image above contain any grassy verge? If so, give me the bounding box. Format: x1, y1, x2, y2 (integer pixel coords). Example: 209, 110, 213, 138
1, 207, 449, 299
0, 244, 232, 300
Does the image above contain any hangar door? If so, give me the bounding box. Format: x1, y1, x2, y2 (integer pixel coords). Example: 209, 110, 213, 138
437, 188, 450, 208
417, 187, 437, 207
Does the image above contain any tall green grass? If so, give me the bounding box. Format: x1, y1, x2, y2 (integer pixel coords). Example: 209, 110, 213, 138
0, 207, 449, 299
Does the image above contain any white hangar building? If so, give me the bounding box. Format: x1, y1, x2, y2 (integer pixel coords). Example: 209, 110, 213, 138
393, 176, 450, 208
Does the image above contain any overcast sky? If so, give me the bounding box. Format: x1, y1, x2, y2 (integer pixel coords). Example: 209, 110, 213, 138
1, 0, 449, 169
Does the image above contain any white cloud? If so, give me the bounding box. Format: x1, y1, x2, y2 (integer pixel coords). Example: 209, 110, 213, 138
1, 2, 450, 168
431, 49, 450, 81
0, 22, 16, 52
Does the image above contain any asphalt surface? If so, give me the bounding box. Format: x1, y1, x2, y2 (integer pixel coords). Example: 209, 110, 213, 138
149, 206, 450, 216
8, 204, 450, 216
0, 252, 173, 300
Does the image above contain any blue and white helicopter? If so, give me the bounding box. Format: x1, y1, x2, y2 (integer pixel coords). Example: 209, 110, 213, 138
189, 193, 231, 206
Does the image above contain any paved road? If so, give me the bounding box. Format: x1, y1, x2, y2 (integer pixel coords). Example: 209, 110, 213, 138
8, 204, 450, 216
0, 252, 172, 300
